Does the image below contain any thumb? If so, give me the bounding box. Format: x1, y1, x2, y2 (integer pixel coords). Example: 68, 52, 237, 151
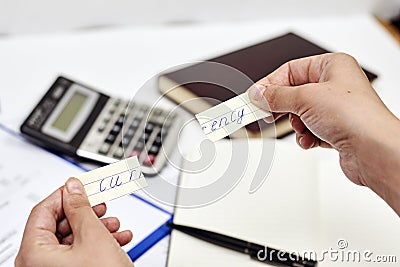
248, 83, 302, 114
63, 177, 101, 241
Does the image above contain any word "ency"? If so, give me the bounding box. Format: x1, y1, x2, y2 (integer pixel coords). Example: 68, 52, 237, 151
201, 108, 245, 133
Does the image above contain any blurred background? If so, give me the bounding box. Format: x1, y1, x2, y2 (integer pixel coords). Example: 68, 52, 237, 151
0, 0, 400, 35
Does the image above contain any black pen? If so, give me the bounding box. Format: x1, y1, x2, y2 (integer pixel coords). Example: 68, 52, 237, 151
168, 223, 317, 267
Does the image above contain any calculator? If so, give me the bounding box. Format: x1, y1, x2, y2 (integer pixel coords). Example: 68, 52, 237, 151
20, 76, 181, 175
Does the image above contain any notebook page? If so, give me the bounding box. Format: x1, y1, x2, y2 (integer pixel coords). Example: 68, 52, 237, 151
318, 161, 400, 266
168, 139, 320, 266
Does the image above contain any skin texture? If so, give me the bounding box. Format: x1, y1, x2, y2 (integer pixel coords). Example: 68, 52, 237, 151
15, 178, 134, 267
248, 52, 400, 216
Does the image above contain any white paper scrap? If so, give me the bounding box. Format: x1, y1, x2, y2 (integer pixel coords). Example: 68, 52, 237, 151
195, 92, 271, 141
74, 156, 147, 206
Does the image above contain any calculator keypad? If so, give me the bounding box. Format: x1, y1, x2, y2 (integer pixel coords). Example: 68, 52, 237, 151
78, 98, 178, 175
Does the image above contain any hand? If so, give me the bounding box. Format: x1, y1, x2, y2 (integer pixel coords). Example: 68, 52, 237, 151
248, 53, 400, 215
15, 177, 134, 267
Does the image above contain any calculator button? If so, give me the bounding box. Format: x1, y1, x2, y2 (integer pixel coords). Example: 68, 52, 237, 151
131, 118, 141, 128
113, 147, 124, 158
126, 127, 136, 137
110, 125, 121, 135
134, 140, 145, 151
105, 134, 116, 144
153, 108, 163, 116
98, 122, 107, 132
116, 115, 125, 126
51, 86, 64, 99
143, 154, 156, 166
154, 135, 162, 146
145, 123, 155, 133
139, 133, 150, 143
99, 143, 111, 154
41, 99, 55, 111
151, 113, 165, 124
149, 145, 160, 155
114, 99, 121, 107
160, 127, 168, 137
109, 106, 116, 114
129, 150, 141, 158
121, 136, 131, 147
103, 113, 112, 123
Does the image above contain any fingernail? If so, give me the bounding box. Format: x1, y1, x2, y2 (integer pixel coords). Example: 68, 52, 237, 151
66, 178, 83, 194
264, 115, 274, 123
248, 84, 266, 102
299, 136, 305, 147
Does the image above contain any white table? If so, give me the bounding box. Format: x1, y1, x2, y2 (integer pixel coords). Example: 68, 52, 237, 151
0, 14, 399, 266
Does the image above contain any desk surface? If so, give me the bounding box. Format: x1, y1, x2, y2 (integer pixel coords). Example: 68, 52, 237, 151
0, 14, 399, 266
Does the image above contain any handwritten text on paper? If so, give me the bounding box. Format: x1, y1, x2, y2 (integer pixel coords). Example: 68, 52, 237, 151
195, 92, 271, 142
74, 156, 147, 206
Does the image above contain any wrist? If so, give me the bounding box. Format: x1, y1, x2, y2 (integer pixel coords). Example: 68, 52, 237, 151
356, 115, 400, 215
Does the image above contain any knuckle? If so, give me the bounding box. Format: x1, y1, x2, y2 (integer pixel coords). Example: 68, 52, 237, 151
291, 87, 307, 111
29, 201, 45, 217
263, 86, 274, 102
331, 52, 358, 65
66, 194, 91, 211
263, 86, 278, 110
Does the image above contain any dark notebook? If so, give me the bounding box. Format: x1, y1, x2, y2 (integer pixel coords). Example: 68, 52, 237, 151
158, 32, 378, 138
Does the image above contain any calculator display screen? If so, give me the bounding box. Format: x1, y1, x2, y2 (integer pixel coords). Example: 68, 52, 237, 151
41, 83, 99, 143
52, 92, 88, 132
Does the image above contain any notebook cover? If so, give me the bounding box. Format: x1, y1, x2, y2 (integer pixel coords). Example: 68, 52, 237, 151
159, 32, 378, 135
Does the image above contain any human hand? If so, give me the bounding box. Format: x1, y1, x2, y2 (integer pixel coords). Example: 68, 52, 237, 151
248, 53, 400, 214
15, 177, 134, 267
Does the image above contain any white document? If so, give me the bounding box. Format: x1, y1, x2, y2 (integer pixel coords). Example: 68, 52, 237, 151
0, 130, 84, 266
0, 129, 169, 266
195, 92, 270, 142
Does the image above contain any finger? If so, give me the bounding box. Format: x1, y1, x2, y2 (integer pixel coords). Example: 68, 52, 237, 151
57, 203, 107, 237
21, 186, 64, 246
263, 113, 274, 123
249, 83, 305, 114
63, 178, 108, 242
264, 112, 285, 123
112, 230, 133, 247
93, 203, 107, 218
319, 140, 334, 149
297, 131, 317, 150
297, 130, 333, 150
258, 53, 332, 86
60, 217, 122, 245
289, 114, 333, 148
101, 217, 121, 233
290, 114, 306, 134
